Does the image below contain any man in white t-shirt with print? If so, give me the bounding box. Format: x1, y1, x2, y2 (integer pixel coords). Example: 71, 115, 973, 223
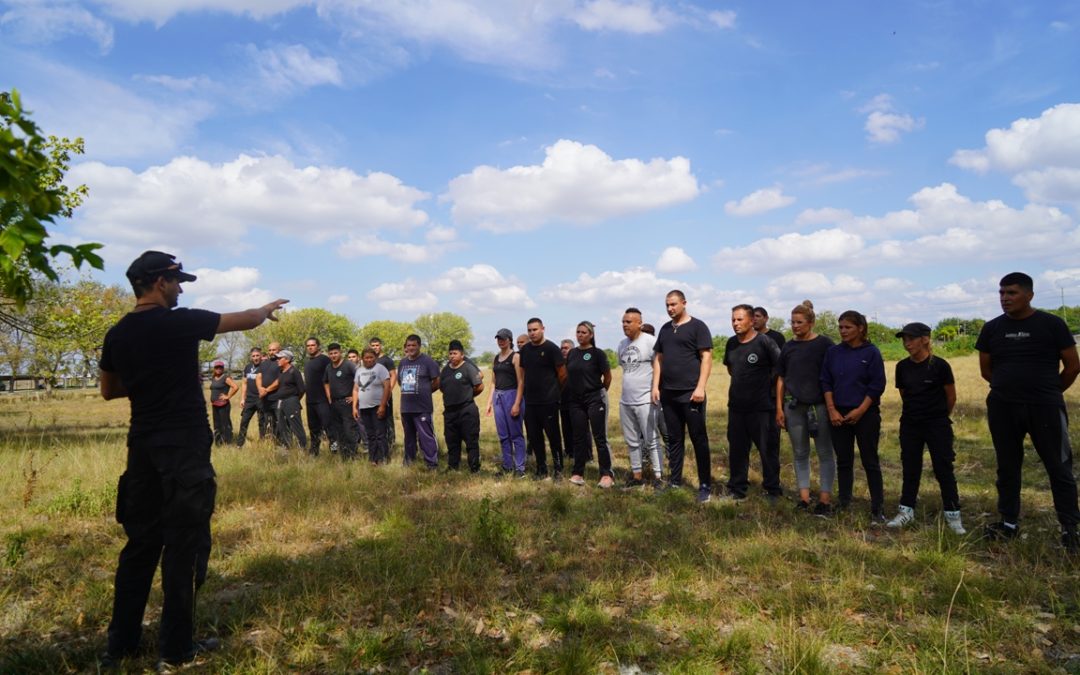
618, 307, 664, 489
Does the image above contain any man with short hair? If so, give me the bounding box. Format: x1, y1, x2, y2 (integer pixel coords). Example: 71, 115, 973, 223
369, 337, 397, 453
346, 349, 361, 365
724, 304, 783, 500
272, 350, 307, 449
255, 342, 282, 438
652, 290, 714, 503
99, 250, 286, 668
440, 339, 485, 472
519, 318, 567, 478
303, 337, 332, 456
618, 307, 663, 488
753, 307, 786, 349
977, 272, 1080, 550
354, 347, 392, 463
236, 347, 265, 447
323, 342, 359, 459
397, 335, 441, 467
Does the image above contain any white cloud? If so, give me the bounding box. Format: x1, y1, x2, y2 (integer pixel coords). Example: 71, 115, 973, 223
134, 73, 214, 92
764, 272, 866, 299
367, 282, 439, 313
425, 225, 458, 243
655, 246, 697, 273
247, 43, 343, 93
339, 237, 442, 263
789, 162, 885, 185
93, 0, 307, 24
794, 207, 854, 227
708, 9, 736, 29
873, 277, 914, 291
0, 1, 114, 51
68, 154, 431, 253
712, 229, 865, 273
186, 266, 274, 311
950, 103, 1080, 207
431, 264, 535, 312
860, 94, 924, 144
724, 185, 796, 216
571, 0, 669, 34
444, 139, 699, 231
327, 294, 349, 305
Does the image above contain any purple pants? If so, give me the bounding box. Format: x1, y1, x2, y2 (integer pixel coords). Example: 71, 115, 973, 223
401, 411, 439, 467
493, 389, 526, 471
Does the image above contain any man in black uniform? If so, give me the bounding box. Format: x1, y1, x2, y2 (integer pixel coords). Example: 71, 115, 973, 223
519, 318, 567, 479
652, 290, 714, 503
977, 272, 1080, 550
753, 306, 785, 484
323, 342, 359, 459
725, 304, 783, 500
271, 349, 307, 449
303, 337, 332, 455
99, 250, 286, 668
256, 341, 282, 438
440, 339, 485, 472
236, 347, 265, 447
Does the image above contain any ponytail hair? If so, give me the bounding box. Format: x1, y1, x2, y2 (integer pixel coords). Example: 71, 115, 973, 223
791, 299, 816, 324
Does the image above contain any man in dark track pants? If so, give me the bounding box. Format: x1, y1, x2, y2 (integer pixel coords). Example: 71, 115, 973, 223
323, 343, 359, 459
236, 347, 265, 447
99, 250, 286, 669
256, 341, 282, 438
519, 318, 567, 479
440, 340, 485, 472
977, 272, 1080, 551
272, 349, 307, 450
652, 290, 714, 504
725, 304, 783, 500
303, 337, 332, 456
753, 306, 785, 488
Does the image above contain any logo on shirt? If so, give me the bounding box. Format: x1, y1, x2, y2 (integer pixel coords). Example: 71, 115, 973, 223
583, 353, 592, 361
455, 371, 463, 380
747, 353, 759, 364
1005, 331, 1031, 340
335, 370, 342, 377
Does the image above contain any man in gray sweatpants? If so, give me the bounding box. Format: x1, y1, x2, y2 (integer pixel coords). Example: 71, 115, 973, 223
618, 307, 664, 489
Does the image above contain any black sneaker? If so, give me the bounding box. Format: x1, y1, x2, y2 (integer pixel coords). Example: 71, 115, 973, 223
812, 502, 834, 518
696, 485, 712, 504
157, 637, 221, 670
794, 500, 811, 513
99, 647, 138, 669
651, 477, 666, 491
1062, 529, 1078, 553
985, 521, 1020, 540
624, 476, 645, 489
513, 470, 527, 479
870, 509, 887, 524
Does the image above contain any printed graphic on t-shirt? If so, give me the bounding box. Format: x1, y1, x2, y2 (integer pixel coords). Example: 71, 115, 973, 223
620, 344, 642, 372
400, 365, 419, 394
357, 371, 377, 392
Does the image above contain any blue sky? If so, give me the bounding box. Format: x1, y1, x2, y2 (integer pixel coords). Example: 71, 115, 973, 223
3, 0, 1079, 350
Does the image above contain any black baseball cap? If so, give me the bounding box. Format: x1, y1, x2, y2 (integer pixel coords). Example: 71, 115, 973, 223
126, 250, 197, 283
495, 328, 513, 340
895, 322, 932, 338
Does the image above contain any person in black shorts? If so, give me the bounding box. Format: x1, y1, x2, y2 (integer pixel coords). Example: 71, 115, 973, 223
303, 337, 332, 455
99, 250, 286, 668
652, 289, 714, 503
440, 340, 485, 472
724, 304, 783, 500
886, 322, 965, 534
519, 318, 567, 479
236, 348, 266, 447
977, 272, 1080, 550
566, 321, 614, 488
271, 349, 307, 450
323, 342, 359, 459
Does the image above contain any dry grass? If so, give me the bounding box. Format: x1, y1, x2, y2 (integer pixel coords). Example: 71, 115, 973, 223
1, 354, 1079, 673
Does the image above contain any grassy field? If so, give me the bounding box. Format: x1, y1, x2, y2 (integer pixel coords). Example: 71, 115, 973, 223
1, 353, 1079, 673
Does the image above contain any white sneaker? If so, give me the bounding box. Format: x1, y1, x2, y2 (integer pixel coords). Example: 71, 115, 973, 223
943, 510, 966, 535
886, 505, 915, 529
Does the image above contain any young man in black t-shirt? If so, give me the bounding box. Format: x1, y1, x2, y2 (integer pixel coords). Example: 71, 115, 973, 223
236, 347, 265, 447
724, 304, 783, 500
976, 272, 1080, 550
518, 317, 567, 478
369, 338, 397, 453
887, 322, 964, 534
652, 290, 714, 503
256, 341, 282, 438
303, 337, 332, 456
440, 340, 485, 472
323, 343, 359, 459
99, 250, 286, 668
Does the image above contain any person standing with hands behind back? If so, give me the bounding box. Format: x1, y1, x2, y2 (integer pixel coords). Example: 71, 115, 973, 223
99, 250, 286, 669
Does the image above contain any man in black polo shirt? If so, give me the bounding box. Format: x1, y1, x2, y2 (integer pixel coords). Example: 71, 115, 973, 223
440, 340, 485, 472
256, 341, 282, 438
652, 290, 714, 503
519, 317, 567, 479
99, 250, 286, 668
235, 347, 265, 447
753, 306, 785, 484
303, 337, 332, 456
977, 272, 1080, 550
323, 342, 359, 459
725, 304, 783, 500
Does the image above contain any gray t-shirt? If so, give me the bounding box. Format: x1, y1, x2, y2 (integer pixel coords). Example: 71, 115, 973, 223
617, 332, 656, 406
354, 363, 390, 410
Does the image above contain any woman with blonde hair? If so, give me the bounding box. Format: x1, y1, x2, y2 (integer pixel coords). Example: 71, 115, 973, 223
776, 301, 836, 516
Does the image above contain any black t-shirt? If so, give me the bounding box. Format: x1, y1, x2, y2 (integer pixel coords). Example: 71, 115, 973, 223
776, 335, 834, 405
304, 354, 331, 403
976, 310, 1075, 405
764, 329, 786, 350
276, 367, 305, 399
100, 306, 220, 435
377, 355, 395, 376
895, 355, 954, 422
519, 339, 565, 405
440, 360, 483, 407
492, 352, 518, 390
655, 317, 713, 394
723, 333, 781, 411
324, 360, 357, 400
566, 346, 610, 401
242, 362, 261, 404
259, 359, 282, 401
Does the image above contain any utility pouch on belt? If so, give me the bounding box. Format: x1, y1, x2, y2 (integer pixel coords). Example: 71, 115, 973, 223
161, 466, 217, 527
